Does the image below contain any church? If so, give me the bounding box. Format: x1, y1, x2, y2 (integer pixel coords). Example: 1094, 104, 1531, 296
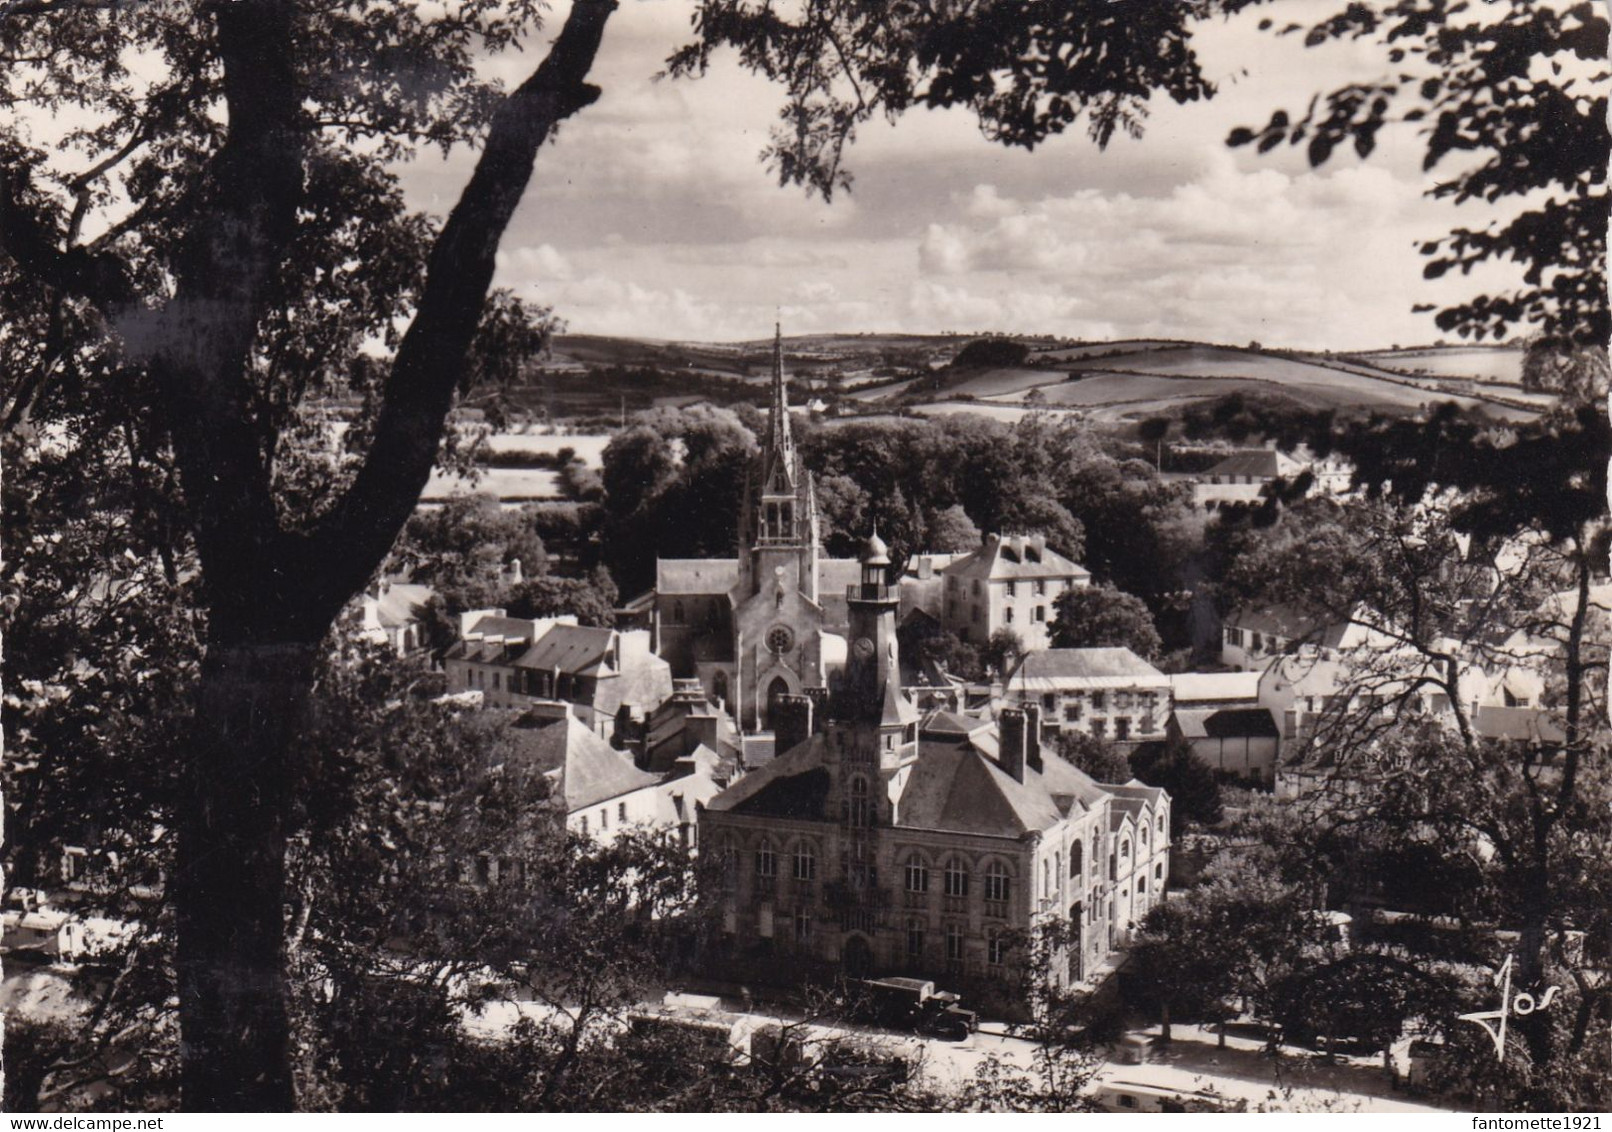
633, 326, 875, 731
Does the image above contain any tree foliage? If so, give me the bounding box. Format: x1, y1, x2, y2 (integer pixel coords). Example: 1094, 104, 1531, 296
1048, 582, 1163, 661
1230, 0, 1608, 345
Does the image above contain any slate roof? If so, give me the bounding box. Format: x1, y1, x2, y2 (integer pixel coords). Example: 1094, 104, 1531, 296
942, 534, 1090, 583
817, 557, 864, 594
1008, 648, 1169, 689
657, 559, 740, 595
896, 743, 1063, 837
1168, 671, 1261, 705
504, 715, 661, 813
919, 709, 990, 740
705, 734, 828, 816
516, 624, 615, 675
465, 613, 548, 642
1171, 707, 1280, 741
1205, 449, 1306, 480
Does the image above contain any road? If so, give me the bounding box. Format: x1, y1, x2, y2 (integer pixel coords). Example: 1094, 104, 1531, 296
464, 990, 1453, 1113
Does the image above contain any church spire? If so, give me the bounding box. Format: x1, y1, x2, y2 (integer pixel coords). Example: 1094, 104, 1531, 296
765, 319, 793, 459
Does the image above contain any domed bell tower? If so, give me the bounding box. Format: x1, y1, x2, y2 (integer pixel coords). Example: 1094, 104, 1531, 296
836, 532, 916, 772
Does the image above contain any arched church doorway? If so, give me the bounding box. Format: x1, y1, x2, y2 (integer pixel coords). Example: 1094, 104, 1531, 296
763, 675, 790, 731
841, 934, 873, 978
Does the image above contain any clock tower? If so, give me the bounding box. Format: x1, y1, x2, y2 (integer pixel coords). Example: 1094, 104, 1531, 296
835, 532, 917, 773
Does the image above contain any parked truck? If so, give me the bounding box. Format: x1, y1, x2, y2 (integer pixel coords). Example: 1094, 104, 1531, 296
845, 976, 977, 1041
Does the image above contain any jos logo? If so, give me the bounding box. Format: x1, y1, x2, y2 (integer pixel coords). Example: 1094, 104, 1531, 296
1457, 955, 1561, 1060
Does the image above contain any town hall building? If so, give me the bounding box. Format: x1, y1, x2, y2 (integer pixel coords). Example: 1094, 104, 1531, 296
698, 536, 1170, 1010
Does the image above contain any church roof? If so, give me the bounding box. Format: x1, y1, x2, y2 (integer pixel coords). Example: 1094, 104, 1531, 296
504, 714, 661, 813
657, 559, 740, 595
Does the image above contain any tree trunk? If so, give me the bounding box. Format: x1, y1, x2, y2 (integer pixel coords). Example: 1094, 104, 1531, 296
175, 642, 316, 1111
1159, 1000, 1171, 1043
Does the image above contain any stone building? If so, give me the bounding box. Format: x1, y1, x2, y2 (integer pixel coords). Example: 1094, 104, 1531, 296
939, 533, 1090, 651
698, 537, 1169, 1009
1002, 647, 1172, 744
443, 612, 672, 740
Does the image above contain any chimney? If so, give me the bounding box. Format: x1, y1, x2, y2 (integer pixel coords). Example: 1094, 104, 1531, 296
1024, 703, 1043, 774
999, 707, 1027, 783
774, 693, 813, 758
508, 557, 523, 585
804, 687, 830, 733
684, 711, 719, 760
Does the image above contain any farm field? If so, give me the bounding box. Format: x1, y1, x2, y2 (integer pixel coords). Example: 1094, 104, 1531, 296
422, 466, 561, 503
1354, 346, 1523, 384
943, 366, 1056, 398
1028, 339, 1179, 363
1011, 373, 1284, 407
483, 431, 612, 466
1062, 344, 1505, 413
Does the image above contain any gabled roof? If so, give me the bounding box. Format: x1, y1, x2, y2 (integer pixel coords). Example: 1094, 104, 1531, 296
1171, 707, 1280, 741
658, 559, 740, 595
504, 715, 661, 813
1205, 449, 1306, 479
941, 534, 1090, 582
1008, 648, 1169, 689
516, 624, 616, 675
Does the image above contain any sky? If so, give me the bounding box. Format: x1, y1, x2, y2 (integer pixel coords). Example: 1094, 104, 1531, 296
397, 0, 1554, 351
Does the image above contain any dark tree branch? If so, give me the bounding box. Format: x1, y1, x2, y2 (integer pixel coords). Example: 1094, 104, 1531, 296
300, 0, 618, 621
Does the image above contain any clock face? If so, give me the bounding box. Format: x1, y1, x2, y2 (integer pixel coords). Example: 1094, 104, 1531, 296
766, 625, 795, 654
853, 636, 875, 660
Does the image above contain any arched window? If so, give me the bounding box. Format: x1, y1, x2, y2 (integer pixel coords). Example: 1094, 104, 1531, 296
1041, 859, 1051, 898
755, 838, 777, 878
904, 855, 929, 893
1157, 816, 1166, 838
1140, 823, 1150, 850
848, 777, 871, 827
793, 842, 817, 882
985, 861, 1010, 903
944, 858, 969, 898
1120, 838, 1131, 861
1069, 841, 1084, 878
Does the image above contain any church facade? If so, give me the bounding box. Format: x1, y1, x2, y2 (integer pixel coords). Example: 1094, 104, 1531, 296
642, 326, 863, 731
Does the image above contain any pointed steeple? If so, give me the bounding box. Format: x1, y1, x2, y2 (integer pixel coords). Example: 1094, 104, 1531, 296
760, 320, 796, 494
764, 319, 793, 462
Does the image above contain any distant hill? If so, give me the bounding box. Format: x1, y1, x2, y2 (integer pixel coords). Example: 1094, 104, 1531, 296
522, 333, 1546, 422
